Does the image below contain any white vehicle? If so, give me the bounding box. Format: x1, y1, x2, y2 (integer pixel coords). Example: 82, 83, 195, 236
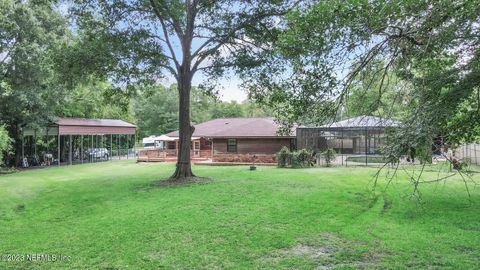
142, 136, 159, 149
142, 135, 175, 149
85, 148, 109, 160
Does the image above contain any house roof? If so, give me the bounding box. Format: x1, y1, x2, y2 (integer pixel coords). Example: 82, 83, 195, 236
166, 117, 294, 138
321, 115, 399, 128
54, 118, 136, 128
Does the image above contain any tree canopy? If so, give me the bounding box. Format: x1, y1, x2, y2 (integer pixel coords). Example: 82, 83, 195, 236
245, 0, 480, 153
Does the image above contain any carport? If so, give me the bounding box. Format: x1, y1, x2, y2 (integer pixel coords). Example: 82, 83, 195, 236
21, 118, 136, 167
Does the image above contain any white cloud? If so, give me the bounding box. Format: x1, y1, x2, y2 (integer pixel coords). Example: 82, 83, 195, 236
163, 72, 247, 102
216, 78, 247, 102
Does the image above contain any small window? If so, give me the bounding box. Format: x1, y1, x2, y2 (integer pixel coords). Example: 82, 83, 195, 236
204, 139, 212, 146
227, 139, 237, 153
168, 141, 176, 150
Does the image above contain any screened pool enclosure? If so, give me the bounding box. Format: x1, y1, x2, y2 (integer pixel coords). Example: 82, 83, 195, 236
296, 116, 399, 165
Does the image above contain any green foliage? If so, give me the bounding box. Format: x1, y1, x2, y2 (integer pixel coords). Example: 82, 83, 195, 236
59, 78, 133, 120
322, 148, 337, 167
276, 146, 290, 168
0, 125, 12, 166
294, 149, 313, 168
0, 0, 69, 165
277, 148, 313, 168
246, 0, 480, 159
133, 85, 179, 139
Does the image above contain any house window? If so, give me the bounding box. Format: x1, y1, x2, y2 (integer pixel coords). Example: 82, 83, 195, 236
204, 139, 212, 146
168, 141, 176, 149
227, 139, 237, 153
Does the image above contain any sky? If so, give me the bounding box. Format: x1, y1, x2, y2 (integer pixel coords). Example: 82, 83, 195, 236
162, 72, 247, 102
57, 1, 249, 103
194, 75, 247, 102
164, 36, 249, 103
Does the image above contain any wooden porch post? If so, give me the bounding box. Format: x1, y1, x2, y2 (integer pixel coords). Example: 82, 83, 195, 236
176, 140, 179, 157
134, 133, 136, 160
211, 139, 214, 159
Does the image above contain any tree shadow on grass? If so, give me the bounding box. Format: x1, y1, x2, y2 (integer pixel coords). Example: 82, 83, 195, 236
153, 176, 212, 188
132, 177, 212, 192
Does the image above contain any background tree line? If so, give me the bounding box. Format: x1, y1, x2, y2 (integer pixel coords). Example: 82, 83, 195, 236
0, 0, 271, 167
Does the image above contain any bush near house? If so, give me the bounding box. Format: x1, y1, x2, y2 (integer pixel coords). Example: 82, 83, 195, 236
277, 147, 314, 168
321, 148, 337, 167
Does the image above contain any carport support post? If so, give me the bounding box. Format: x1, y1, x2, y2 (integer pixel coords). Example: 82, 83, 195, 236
34, 130, 37, 159
21, 134, 24, 165
117, 134, 120, 160
91, 135, 93, 163
57, 133, 60, 166
126, 134, 129, 159
69, 135, 72, 165
95, 134, 98, 162
46, 128, 49, 155
81, 135, 83, 164
108, 134, 113, 159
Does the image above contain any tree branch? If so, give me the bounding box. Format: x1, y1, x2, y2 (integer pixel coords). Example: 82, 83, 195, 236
149, 0, 180, 70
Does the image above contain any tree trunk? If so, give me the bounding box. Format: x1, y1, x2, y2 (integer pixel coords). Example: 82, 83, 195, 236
171, 68, 195, 179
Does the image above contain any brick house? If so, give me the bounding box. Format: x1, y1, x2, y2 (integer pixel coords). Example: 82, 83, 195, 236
138, 118, 295, 163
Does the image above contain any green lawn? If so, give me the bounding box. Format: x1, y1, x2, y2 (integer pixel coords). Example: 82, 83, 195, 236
0, 161, 479, 269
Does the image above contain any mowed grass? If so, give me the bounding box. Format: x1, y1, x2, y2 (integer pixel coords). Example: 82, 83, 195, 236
0, 161, 479, 269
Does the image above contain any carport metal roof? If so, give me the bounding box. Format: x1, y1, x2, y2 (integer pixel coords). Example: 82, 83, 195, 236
23, 118, 136, 136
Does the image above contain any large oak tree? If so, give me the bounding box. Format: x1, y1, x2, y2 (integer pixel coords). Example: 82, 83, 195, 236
71, 0, 300, 179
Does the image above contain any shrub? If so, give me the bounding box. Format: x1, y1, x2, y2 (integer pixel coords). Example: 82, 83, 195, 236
322, 148, 337, 167
276, 146, 290, 168
0, 125, 12, 167
277, 148, 314, 168
290, 151, 301, 168
296, 148, 313, 168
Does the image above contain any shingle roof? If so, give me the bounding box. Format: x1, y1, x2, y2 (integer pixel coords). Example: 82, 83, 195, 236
322, 115, 399, 128
166, 117, 294, 138
55, 118, 136, 128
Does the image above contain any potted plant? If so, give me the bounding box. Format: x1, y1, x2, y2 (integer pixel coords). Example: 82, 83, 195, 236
250, 155, 257, 170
